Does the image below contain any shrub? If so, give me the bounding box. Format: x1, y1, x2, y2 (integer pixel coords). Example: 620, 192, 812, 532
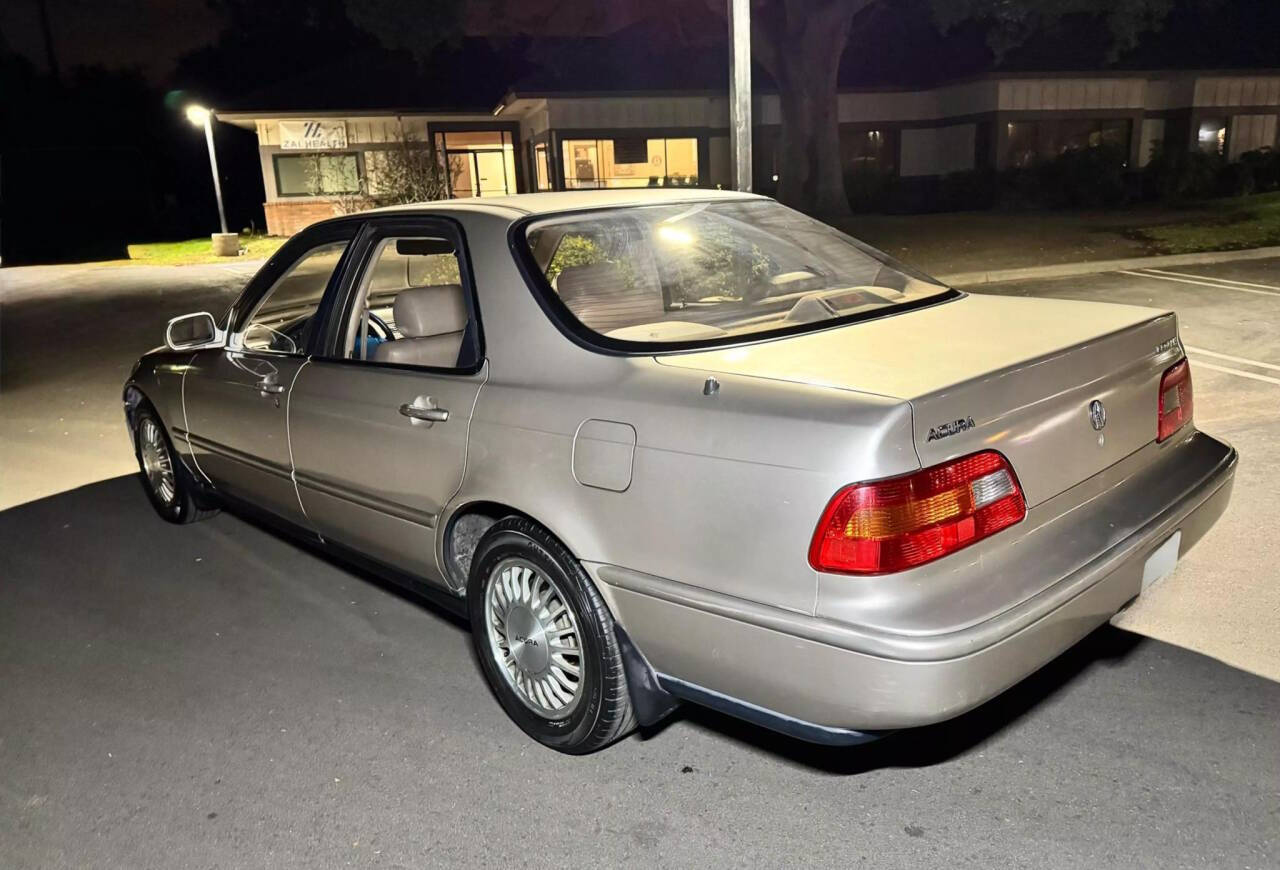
1031, 143, 1130, 208
844, 166, 896, 212
1238, 148, 1280, 193
937, 167, 999, 211
1143, 144, 1223, 201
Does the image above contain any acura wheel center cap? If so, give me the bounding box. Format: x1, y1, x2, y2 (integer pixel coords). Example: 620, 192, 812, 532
505, 606, 549, 674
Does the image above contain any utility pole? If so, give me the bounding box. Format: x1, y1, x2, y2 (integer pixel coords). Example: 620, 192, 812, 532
728, 0, 752, 192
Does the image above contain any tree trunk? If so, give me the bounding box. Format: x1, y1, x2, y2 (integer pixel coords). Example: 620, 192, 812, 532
753, 1, 864, 217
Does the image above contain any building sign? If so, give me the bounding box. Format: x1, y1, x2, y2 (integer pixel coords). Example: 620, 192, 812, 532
278, 120, 348, 150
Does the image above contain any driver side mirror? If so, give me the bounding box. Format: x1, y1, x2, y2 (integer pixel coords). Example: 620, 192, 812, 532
165, 311, 225, 351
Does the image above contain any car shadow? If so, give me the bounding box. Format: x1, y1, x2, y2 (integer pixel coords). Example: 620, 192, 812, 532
2, 474, 1143, 773
651, 624, 1144, 773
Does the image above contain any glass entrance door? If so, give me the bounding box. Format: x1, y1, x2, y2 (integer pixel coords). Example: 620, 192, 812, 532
474, 150, 510, 196
434, 130, 519, 198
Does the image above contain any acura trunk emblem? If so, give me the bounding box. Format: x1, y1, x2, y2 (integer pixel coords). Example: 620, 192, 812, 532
1089, 400, 1107, 431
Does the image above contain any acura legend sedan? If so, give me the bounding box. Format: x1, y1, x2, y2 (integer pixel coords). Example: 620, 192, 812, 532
125, 189, 1236, 753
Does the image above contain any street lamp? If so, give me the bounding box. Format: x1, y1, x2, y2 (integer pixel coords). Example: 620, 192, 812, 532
185, 104, 228, 235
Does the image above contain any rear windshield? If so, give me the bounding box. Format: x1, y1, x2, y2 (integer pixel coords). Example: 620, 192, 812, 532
522, 199, 949, 350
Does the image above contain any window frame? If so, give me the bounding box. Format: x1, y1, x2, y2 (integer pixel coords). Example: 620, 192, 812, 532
507, 199, 961, 357
311, 214, 486, 375
226, 219, 364, 357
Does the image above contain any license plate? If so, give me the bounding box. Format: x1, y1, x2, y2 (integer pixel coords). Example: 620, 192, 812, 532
1141, 531, 1181, 592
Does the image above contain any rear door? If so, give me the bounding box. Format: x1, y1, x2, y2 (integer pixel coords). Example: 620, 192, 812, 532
183, 224, 357, 523
287, 217, 485, 583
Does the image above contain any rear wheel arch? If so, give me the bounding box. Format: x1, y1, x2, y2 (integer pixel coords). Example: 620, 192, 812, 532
443, 500, 572, 592
444, 500, 680, 733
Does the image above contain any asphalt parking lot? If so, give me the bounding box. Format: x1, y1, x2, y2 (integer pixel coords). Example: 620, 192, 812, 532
1, 257, 1278, 868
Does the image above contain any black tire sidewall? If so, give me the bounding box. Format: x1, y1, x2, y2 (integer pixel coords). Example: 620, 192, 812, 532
467, 525, 610, 752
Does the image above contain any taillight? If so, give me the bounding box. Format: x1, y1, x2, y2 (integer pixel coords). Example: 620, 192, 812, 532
809, 451, 1026, 575
1157, 358, 1193, 442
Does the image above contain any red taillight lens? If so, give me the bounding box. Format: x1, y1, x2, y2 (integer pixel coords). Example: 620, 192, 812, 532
809, 451, 1026, 575
1157, 358, 1193, 442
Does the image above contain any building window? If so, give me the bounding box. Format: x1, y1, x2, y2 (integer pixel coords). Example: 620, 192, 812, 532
1004, 119, 1131, 168
1197, 118, 1227, 155
841, 128, 892, 171
433, 130, 518, 198
274, 153, 361, 196
560, 138, 699, 189
533, 143, 551, 191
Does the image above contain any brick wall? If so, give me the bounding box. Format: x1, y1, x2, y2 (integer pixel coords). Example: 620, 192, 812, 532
263, 200, 342, 237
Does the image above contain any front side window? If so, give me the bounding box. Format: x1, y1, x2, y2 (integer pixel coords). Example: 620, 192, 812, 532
340, 235, 474, 370
240, 240, 348, 353
522, 199, 948, 349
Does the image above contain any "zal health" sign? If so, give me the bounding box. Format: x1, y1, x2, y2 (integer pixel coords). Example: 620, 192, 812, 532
279, 120, 348, 150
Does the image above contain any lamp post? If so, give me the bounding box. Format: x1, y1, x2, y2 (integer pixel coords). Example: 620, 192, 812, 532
185, 105, 233, 248
728, 0, 752, 192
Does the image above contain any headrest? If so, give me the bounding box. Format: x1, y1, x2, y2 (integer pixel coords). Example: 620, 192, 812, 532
393, 285, 468, 338
555, 262, 624, 302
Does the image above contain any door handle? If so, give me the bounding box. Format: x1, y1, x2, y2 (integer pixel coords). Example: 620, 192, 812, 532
399, 403, 449, 423
257, 381, 285, 395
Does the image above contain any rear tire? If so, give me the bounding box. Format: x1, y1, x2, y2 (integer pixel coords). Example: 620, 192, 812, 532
467, 517, 636, 754
133, 404, 218, 524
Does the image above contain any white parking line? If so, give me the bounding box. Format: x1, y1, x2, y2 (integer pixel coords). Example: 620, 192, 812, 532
1184, 345, 1280, 373
1117, 270, 1280, 297
1189, 359, 1280, 386
1143, 268, 1280, 292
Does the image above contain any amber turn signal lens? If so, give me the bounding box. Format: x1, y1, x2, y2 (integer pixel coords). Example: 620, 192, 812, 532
809, 451, 1026, 575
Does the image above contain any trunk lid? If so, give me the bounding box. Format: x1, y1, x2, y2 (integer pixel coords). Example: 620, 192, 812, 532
655, 293, 1181, 506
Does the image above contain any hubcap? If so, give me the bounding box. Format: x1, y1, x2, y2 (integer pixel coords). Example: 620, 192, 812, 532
139, 417, 176, 506
484, 558, 583, 719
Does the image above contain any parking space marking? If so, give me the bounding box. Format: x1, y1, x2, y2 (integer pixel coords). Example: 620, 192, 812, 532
1118, 269, 1280, 297
1184, 345, 1280, 373
1142, 268, 1280, 292
1188, 359, 1280, 386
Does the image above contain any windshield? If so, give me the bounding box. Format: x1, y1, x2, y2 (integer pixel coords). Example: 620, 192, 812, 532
522, 199, 950, 349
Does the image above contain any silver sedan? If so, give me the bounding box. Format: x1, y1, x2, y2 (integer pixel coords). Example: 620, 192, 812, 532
124, 189, 1236, 753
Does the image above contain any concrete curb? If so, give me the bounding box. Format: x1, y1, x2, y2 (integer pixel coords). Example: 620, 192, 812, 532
938, 245, 1280, 288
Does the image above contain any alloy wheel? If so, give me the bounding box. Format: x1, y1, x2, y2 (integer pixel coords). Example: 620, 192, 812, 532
483, 558, 584, 719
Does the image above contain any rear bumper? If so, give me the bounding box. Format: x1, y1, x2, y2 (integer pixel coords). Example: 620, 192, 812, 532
591, 430, 1236, 739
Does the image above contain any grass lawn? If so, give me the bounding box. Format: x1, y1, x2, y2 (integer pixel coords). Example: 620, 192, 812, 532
1127, 191, 1280, 254
124, 235, 286, 265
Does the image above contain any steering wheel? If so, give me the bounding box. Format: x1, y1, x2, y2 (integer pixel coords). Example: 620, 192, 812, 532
366, 311, 393, 341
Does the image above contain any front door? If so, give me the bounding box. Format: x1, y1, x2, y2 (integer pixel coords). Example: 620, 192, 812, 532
288, 220, 485, 583
183, 229, 355, 524
474, 150, 510, 196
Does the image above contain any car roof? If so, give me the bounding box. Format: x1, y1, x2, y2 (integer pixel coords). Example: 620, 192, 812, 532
367, 187, 768, 220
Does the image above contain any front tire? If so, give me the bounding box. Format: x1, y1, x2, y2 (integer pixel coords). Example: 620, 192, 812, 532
467, 517, 635, 754
133, 404, 218, 524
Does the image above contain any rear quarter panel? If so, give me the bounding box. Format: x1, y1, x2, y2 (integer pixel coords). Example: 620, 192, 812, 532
444, 209, 920, 615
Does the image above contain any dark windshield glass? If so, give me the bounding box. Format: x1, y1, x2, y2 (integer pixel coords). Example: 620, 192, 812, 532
523, 199, 948, 348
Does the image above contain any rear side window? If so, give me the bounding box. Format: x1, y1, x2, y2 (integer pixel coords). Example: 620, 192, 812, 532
522, 199, 948, 350
339, 236, 475, 370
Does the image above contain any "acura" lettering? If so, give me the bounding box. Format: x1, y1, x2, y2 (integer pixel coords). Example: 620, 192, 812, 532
927, 416, 976, 442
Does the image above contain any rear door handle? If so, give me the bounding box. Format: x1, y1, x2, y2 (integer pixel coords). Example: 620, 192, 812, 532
257, 380, 285, 395
399, 403, 449, 423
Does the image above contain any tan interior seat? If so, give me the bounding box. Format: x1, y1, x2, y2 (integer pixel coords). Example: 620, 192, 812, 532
372, 284, 468, 368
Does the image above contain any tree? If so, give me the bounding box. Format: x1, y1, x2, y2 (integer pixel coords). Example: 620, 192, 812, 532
303, 129, 449, 213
